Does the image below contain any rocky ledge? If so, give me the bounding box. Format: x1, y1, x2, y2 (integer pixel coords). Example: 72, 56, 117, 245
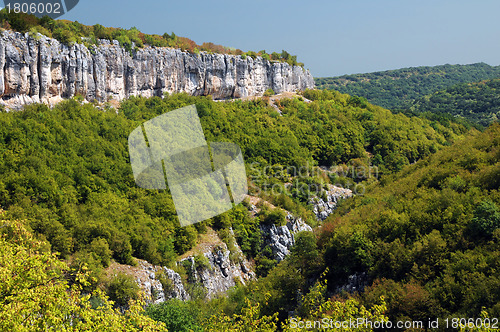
0, 30, 314, 109
310, 185, 353, 221
133, 238, 254, 303
133, 260, 190, 304
260, 213, 313, 262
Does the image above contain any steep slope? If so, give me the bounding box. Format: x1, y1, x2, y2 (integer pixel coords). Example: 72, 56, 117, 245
0, 30, 314, 109
314, 124, 500, 321
0, 91, 469, 264
410, 78, 500, 127
316, 63, 500, 109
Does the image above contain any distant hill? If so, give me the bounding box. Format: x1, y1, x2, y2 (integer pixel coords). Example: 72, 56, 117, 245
410, 79, 500, 127
315, 63, 500, 109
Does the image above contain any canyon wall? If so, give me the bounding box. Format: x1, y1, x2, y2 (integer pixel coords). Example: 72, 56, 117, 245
0, 31, 315, 109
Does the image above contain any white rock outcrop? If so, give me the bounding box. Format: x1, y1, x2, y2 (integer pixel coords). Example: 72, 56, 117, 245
0, 31, 315, 109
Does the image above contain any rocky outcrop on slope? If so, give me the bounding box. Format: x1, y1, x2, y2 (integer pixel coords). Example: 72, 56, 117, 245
0, 31, 315, 109
133, 232, 254, 302
132, 260, 190, 304
310, 185, 353, 221
180, 239, 255, 299
260, 213, 313, 262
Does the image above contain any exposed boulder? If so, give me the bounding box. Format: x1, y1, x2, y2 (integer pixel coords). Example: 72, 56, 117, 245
180, 237, 255, 299
310, 185, 353, 221
132, 260, 190, 304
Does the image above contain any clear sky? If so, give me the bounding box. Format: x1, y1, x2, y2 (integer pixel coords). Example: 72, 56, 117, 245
63, 0, 500, 77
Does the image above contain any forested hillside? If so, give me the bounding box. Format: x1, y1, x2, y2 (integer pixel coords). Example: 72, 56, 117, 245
0, 91, 466, 264
409, 79, 500, 127
317, 123, 500, 321
0, 89, 473, 329
315, 63, 500, 109
173, 122, 500, 331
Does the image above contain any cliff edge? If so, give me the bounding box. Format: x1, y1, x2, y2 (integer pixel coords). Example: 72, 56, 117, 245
0, 30, 315, 109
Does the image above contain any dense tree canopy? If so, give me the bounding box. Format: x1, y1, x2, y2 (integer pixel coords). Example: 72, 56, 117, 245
315, 124, 500, 321
0, 92, 468, 273
315, 63, 500, 110
410, 79, 500, 127
0, 90, 484, 330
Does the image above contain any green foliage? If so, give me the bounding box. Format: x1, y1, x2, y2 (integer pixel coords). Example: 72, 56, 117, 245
315, 63, 500, 110
410, 79, 500, 127
264, 88, 275, 97
0, 91, 484, 329
284, 277, 387, 332
106, 272, 141, 307
186, 282, 209, 301
0, 212, 166, 331
194, 254, 211, 271
157, 270, 175, 295
146, 299, 202, 332
255, 246, 278, 277
289, 231, 322, 277
88, 237, 113, 267
0, 10, 302, 65
261, 207, 287, 226
469, 200, 500, 238
202, 297, 279, 331
217, 228, 243, 263
174, 226, 197, 254
315, 124, 500, 321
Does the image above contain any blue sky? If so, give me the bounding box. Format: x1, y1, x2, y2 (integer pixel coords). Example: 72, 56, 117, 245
63, 0, 500, 77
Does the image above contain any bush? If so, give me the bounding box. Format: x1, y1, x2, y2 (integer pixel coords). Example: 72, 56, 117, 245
262, 208, 287, 226
106, 272, 140, 307
174, 226, 197, 254
194, 254, 211, 271
469, 200, 500, 238
146, 299, 202, 332
157, 269, 174, 295
88, 237, 112, 267
263, 89, 275, 97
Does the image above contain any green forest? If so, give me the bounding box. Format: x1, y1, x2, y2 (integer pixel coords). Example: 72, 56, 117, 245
0, 89, 485, 330
2, 2, 500, 330
315, 63, 500, 110
409, 79, 500, 127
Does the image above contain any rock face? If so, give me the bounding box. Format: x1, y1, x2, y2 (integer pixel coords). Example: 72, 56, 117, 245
0, 30, 315, 109
310, 186, 353, 221
181, 239, 255, 299
260, 213, 313, 262
134, 233, 255, 302
134, 260, 190, 304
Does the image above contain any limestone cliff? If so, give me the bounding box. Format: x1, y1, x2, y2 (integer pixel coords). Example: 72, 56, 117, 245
0, 31, 315, 109
260, 213, 313, 262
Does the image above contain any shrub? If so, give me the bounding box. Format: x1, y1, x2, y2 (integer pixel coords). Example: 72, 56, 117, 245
262, 208, 287, 226
263, 88, 275, 97
146, 299, 202, 332
174, 226, 197, 254
469, 200, 500, 238
194, 254, 211, 271
106, 272, 140, 307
